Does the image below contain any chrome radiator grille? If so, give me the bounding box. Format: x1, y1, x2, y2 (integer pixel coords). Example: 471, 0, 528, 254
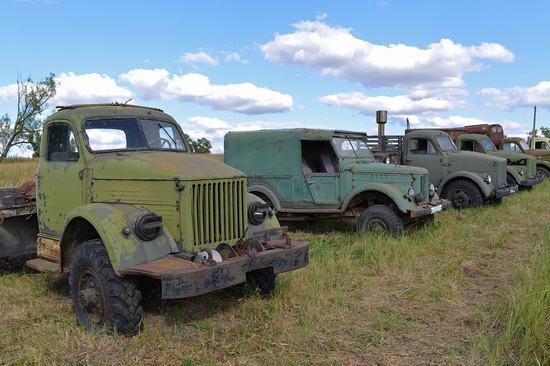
191, 179, 247, 246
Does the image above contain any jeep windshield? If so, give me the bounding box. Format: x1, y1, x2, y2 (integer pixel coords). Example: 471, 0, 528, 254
84, 118, 188, 152
333, 136, 373, 158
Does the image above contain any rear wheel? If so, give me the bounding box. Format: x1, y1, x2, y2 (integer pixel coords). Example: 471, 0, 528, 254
69, 239, 143, 335
536, 165, 550, 178
357, 205, 403, 235
442, 180, 483, 209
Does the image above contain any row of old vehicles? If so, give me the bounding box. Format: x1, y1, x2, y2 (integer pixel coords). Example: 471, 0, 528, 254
0, 105, 545, 335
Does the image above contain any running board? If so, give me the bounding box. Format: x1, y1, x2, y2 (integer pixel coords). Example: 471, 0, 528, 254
26, 258, 60, 273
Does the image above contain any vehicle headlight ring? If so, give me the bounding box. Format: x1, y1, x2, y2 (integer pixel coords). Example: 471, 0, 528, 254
134, 212, 163, 241
248, 202, 270, 225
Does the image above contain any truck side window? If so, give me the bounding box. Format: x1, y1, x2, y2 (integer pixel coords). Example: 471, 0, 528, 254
410, 138, 436, 155
47, 124, 79, 162
460, 141, 474, 152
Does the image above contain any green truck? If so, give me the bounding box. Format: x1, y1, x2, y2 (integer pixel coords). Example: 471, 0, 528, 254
454, 133, 543, 188
224, 128, 450, 236
462, 124, 550, 178
406, 127, 543, 189
0, 104, 309, 335
367, 113, 517, 209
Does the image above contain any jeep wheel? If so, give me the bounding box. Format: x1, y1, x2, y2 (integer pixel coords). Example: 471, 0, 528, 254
246, 267, 276, 297
357, 205, 403, 235
69, 239, 143, 335
442, 180, 483, 209
536, 165, 550, 178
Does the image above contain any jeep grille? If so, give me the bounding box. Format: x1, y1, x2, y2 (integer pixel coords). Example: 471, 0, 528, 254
191, 179, 246, 246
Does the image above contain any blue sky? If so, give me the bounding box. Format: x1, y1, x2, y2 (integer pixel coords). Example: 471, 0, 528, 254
1, 0, 549, 154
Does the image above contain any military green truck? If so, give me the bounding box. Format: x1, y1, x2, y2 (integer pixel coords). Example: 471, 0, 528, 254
224, 128, 450, 236
528, 136, 550, 150
0, 104, 309, 335
454, 133, 543, 188
367, 112, 517, 209
409, 127, 543, 189
462, 124, 550, 178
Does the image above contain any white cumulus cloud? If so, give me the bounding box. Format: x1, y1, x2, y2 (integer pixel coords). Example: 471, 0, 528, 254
54, 72, 134, 105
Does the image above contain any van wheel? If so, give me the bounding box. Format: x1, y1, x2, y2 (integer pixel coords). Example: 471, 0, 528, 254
536, 166, 550, 178
442, 180, 483, 209
69, 239, 143, 335
357, 205, 403, 235
246, 267, 276, 297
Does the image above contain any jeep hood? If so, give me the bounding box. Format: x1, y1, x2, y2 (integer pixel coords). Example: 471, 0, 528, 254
448, 150, 506, 171
89, 152, 245, 181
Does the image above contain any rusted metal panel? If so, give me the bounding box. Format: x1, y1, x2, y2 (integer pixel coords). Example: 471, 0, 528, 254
37, 234, 60, 262
158, 241, 309, 299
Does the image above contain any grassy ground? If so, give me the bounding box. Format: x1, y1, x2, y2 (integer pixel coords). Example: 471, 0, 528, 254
0, 159, 548, 365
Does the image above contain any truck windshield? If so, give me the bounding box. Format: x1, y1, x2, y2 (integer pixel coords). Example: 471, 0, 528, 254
435, 135, 458, 152
84, 118, 188, 152
480, 137, 497, 151
332, 137, 373, 158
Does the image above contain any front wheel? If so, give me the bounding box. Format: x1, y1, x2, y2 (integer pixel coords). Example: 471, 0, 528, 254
536, 165, 550, 178
246, 267, 276, 297
69, 239, 143, 335
442, 180, 483, 209
357, 205, 403, 235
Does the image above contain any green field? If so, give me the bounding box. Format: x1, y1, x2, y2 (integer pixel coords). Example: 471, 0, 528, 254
0, 159, 548, 365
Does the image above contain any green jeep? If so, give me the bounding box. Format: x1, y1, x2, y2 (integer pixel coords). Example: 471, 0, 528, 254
224, 129, 450, 235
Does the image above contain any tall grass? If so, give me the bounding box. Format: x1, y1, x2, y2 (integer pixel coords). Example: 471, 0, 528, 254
0, 160, 548, 365
0, 157, 37, 188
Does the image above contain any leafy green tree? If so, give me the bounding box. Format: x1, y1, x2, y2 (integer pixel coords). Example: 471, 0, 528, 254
540, 126, 550, 137
183, 133, 212, 153
0, 73, 57, 162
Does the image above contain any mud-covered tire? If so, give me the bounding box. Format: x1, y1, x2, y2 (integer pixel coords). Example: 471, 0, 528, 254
442, 180, 483, 209
536, 165, 550, 178
69, 239, 143, 335
246, 267, 276, 297
357, 205, 403, 235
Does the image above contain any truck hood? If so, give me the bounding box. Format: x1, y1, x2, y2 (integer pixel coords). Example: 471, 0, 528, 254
448, 150, 506, 171
89, 152, 245, 181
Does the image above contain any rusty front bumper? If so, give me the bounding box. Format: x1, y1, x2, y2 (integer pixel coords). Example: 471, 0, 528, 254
409, 199, 452, 218
120, 240, 309, 299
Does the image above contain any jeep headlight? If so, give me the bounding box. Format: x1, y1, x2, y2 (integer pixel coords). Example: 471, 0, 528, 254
485, 174, 492, 184
134, 212, 163, 241
519, 169, 524, 176
384, 156, 391, 164
407, 187, 415, 198
429, 183, 436, 199
248, 201, 270, 225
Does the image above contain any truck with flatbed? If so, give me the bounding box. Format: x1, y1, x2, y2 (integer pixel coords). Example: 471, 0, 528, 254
223, 128, 451, 236
0, 103, 309, 335
367, 112, 517, 209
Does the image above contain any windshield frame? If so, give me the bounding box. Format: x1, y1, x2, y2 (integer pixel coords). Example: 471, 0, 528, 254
332, 136, 374, 158
83, 117, 189, 153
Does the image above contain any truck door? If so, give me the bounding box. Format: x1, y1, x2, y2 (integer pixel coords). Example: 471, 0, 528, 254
405, 137, 445, 186
300, 141, 340, 207
36, 122, 84, 235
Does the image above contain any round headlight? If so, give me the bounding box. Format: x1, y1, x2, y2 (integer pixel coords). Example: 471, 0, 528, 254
248, 202, 270, 225
134, 212, 162, 241
485, 174, 492, 184
407, 187, 415, 197
519, 169, 524, 176
384, 156, 390, 164
429, 183, 436, 199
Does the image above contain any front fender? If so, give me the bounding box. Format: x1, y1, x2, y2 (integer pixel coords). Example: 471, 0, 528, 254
439, 171, 493, 198
342, 183, 411, 214
247, 183, 283, 212
246, 192, 282, 233
63, 203, 178, 274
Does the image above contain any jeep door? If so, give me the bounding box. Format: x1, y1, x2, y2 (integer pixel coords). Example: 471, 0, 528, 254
300, 140, 341, 207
